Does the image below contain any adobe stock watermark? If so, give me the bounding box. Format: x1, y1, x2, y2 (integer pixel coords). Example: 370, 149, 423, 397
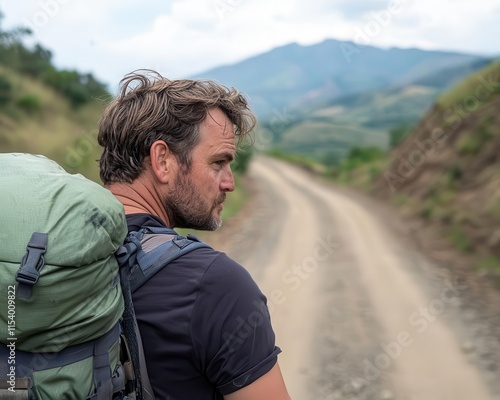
254, 106, 294, 151
384, 70, 500, 193
64, 128, 99, 170
222, 234, 341, 354
212, 0, 245, 21
22, 0, 73, 34
340, 0, 410, 64
346, 276, 467, 393
5, 285, 17, 394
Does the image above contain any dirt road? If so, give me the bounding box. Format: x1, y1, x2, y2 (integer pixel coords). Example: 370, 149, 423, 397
210, 156, 500, 400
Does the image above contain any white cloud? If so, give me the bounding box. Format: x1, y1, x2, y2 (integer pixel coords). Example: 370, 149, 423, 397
0, 0, 498, 90
106, 0, 356, 80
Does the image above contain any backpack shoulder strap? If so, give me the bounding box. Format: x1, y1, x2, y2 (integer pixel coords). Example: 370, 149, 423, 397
115, 226, 212, 400
120, 226, 213, 293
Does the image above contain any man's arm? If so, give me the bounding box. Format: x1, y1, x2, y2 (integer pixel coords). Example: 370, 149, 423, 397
224, 363, 291, 400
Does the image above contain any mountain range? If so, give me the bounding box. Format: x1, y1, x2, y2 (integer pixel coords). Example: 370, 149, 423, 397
192, 39, 492, 162
192, 38, 490, 119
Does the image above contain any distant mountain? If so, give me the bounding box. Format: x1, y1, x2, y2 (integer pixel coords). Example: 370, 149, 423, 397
410, 58, 492, 89
191, 39, 489, 119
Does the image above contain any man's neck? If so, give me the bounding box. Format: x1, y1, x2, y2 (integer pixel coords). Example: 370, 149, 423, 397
107, 180, 171, 227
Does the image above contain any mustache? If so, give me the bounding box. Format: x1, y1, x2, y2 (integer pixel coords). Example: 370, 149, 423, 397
217, 193, 226, 205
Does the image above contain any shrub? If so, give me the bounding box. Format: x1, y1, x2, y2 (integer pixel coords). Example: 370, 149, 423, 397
0, 74, 12, 105
456, 135, 481, 155
448, 227, 473, 252
478, 256, 500, 272
17, 94, 41, 113
341, 146, 386, 172
232, 146, 253, 174
447, 165, 463, 181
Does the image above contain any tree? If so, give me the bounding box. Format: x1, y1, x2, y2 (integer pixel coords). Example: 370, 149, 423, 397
232, 146, 253, 174
0, 8, 110, 108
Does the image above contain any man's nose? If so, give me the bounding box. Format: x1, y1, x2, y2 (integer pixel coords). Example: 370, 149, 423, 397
221, 166, 235, 192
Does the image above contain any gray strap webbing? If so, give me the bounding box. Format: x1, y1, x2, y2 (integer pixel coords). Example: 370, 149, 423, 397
0, 323, 120, 372
0, 378, 31, 389
0, 378, 31, 400
0, 389, 30, 399
93, 331, 113, 400
134, 319, 155, 400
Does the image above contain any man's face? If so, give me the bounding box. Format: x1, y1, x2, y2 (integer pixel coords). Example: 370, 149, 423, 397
166, 108, 236, 230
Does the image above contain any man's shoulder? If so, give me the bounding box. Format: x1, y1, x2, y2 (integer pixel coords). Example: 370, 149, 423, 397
177, 245, 250, 287
125, 213, 256, 294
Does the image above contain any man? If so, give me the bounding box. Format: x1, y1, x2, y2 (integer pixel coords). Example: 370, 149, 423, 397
97, 70, 291, 400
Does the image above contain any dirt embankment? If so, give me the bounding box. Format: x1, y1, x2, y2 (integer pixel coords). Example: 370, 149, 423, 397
371, 64, 500, 296
369, 67, 500, 392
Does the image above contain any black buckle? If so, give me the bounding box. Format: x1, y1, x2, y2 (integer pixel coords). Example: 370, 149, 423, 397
15, 233, 48, 296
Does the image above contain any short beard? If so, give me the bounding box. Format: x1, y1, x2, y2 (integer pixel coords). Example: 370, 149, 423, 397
165, 169, 225, 231
169, 199, 223, 231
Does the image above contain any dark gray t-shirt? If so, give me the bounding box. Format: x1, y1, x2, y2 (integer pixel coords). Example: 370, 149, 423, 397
128, 214, 281, 400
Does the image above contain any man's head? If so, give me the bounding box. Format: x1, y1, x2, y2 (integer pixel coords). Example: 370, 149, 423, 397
98, 70, 256, 230
98, 70, 256, 185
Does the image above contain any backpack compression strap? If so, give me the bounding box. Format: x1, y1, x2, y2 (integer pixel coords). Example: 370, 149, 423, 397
0, 322, 122, 400
116, 226, 212, 400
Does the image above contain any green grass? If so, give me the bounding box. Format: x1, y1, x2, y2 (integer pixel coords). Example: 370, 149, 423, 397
478, 255, 500, 288
328, 148, 390, 190
447, 226, 474, 253
479, 256, 500, 272
487, 199, 500, 223
417, 182, 457, 221
16, 94, 42, 113
221, 174, 246, 220
437, 61, 500, 109
266, 148, 326, 174
0, 66, 105, 182
394, 194, 410, 207
275, 120, 388, 161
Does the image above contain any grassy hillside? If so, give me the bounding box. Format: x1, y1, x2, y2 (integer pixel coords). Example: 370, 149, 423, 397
0, 17, 112, 182
0, 66, 107, 182
363, 61, 500, 282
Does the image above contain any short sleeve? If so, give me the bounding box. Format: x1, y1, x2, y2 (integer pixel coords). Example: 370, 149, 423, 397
190, 252, 281, 395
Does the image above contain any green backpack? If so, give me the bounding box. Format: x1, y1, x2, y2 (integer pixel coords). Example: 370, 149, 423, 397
0, 153, 212, 399
0, 153, 148, 399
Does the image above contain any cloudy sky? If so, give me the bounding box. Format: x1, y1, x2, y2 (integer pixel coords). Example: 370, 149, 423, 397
1, 0, 499, 91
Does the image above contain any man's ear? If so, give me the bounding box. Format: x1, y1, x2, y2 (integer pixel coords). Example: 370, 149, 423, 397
149, 140, 175, 184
